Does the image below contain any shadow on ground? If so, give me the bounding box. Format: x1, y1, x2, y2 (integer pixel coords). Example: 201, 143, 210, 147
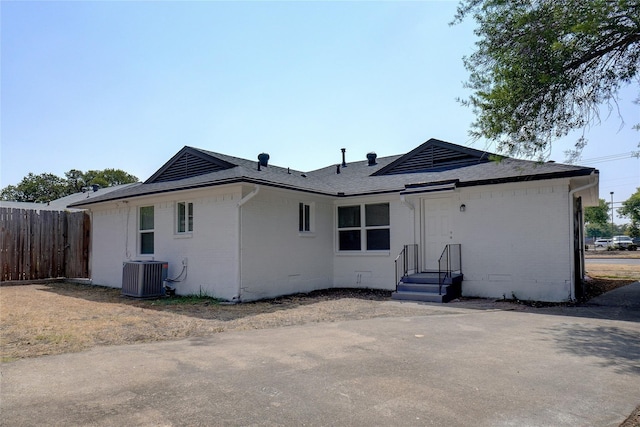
540, 324, 640, 375
445, 280, 640, 323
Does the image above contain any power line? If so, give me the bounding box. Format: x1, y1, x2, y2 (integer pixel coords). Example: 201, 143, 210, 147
579, 152, 638, 164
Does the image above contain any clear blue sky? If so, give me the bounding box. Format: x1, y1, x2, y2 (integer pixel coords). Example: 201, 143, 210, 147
1, 1, 638, 222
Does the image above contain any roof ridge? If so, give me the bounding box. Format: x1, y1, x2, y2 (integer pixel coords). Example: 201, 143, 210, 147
192, 147, 308, 175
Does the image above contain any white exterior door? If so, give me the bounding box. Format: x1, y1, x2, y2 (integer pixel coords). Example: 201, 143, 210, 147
421, 197, 453, 270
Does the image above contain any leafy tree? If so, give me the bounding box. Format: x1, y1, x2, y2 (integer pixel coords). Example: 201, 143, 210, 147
1, 169, 138, 203
452, 0, 640, 159
584, 198, 611, 228
79, 170, 104, 189
0, 185, 21, 202
65, 169, 86, 193
1, 173, 68, 203
586, 221, 627, 238
618, 187, 640, 236
586, 223, 609, 238
94, 169, 139, 186
75, 169, 138, 191
627, 222, 640, 238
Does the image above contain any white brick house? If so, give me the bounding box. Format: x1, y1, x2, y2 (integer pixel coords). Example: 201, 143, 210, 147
70, 138, 599, 302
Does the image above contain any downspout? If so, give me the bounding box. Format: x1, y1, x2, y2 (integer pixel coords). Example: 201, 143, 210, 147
568, 173, 597, 301
236, 185, 260, 302
86, 209, 94, 284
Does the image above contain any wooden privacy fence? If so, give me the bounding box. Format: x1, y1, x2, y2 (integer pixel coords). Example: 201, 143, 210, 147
1, 208, 90, 281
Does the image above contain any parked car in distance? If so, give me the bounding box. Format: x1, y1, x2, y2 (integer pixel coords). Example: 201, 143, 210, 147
611, 235, 637, 251
594, 239, 611, 247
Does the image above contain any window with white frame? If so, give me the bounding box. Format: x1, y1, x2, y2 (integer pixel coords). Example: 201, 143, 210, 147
176, 201, 194, 233
337, 203, 390, 251
299, 202, 312, 232
139, 206, 154, 254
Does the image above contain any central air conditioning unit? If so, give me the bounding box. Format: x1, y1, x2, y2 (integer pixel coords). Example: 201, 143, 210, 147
122, 261, 168, 298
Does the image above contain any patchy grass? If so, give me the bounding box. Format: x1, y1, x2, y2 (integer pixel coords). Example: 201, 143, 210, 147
1, 259, 637, 363
585, 250, 640, 259
0, 283, 413, 361
586, 264, 640, 281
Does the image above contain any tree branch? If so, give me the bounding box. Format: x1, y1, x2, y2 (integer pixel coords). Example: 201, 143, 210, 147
565, 32, 640, 71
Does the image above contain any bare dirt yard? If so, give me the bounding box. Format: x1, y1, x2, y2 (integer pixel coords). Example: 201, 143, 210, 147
1, 254, 638, 425
0, 277, 634, 362
1, 285, 434, 362
0, 249, 636, 362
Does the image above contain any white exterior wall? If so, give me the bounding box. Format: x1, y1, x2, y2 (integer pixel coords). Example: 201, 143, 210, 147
239, 187, 334, 301
88, 186, 242, 300
333, 195, 414, 291
90, 206, 130, 288
405, 179, 573, 302
88, 176, 579, 302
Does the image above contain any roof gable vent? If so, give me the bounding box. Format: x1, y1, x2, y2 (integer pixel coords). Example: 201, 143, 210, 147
372, 138, 492, 176
146, 147, 236, 183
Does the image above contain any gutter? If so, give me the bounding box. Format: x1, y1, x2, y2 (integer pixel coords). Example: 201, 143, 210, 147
568, 172, 598, 301
235, 185, 261, 302
70, 167, 597, 208
69, 177, 333, 208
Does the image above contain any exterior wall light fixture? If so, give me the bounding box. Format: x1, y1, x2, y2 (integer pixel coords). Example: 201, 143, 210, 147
460, 204, 466, 212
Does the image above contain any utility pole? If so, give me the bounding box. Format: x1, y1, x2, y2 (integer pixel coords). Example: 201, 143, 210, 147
610, 191, 614, 238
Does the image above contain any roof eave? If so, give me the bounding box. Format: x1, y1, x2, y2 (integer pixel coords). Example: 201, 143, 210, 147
456, 167, 598, 188
70, 166, 597, 207
69, 177, 338, 207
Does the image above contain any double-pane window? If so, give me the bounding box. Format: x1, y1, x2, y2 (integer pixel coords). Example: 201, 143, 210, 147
299, 203, 311, 232
139, 206, 154, 254
177, 202, 194, 233
365, 203, 390, 250
338, 203, 389, 251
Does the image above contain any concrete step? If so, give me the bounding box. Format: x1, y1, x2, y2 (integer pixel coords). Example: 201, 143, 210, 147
401, 272, 463, 285
396, 283, 448, 293
391, 291, 450, 303
401, 272, 439, 284
393, 273, 463, 303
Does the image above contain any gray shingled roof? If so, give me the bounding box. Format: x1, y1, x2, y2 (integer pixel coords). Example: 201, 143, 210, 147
69, 139, 597, 207
2, 184, 137, 211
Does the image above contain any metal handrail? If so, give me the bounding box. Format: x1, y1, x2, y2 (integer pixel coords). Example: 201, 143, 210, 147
395, 244, 418, 291
438, 244, 461, 295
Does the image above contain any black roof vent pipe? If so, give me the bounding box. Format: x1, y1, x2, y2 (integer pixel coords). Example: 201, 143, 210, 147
258, 153, 270, 168
367, 152, 377, 166
341, 148, 347, 167
336, 164, 341, 174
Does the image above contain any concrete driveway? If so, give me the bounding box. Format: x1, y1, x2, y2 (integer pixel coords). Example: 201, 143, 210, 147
2, 285, 639, 427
